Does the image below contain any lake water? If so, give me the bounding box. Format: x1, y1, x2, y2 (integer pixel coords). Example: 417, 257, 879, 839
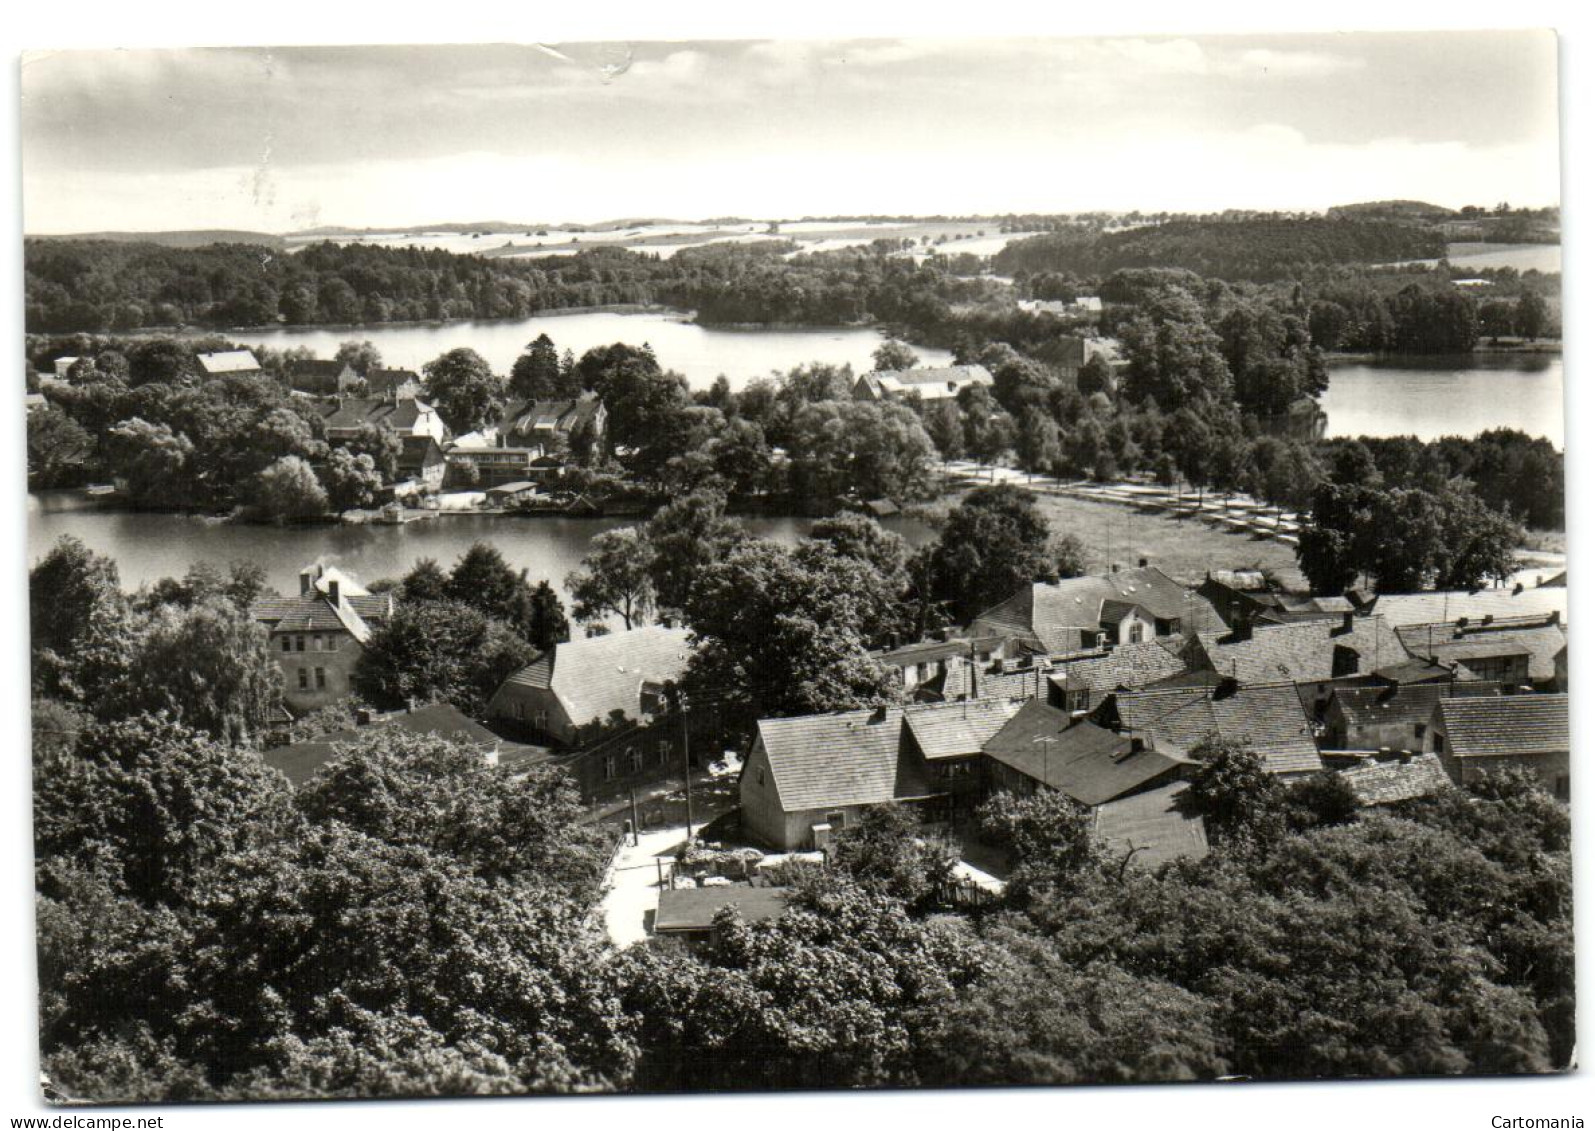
1321, 354, 1563, 446
201, 309, 955, 392
26, 492, 936, 607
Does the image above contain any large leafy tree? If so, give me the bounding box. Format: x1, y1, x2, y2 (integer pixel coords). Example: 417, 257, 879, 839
641, 490, 748, 616
921, 483, 1067, 623
566, 527, 657, 631
255, 455, 328, 519
354, 600, 535, 715
422, 348, 504, 435
443, 542, 562, 642
508, 333, 573, 401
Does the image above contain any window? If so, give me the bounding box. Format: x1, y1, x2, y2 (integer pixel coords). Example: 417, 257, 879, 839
535, 709, 549, 730
326, 635, 339, 652
298, 668, 309, 690
603, 754, 618, 781
1414, 723, 1428, 740
513, 701, 525, 720
295, 635, 306, 652
657, 740, 670, 765
1555, 774, 1570, 801
1128, 622, 1146, 644
756, 766, 766, 786
629, 748, 643, 773
280, 636, 291, 653
315, 668, 327, 690
825, 811, 847, 830
312, 635, 324, 652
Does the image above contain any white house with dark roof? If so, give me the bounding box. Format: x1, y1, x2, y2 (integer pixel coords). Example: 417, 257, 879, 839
486, 625, 693, 745
852, 364, 993, 403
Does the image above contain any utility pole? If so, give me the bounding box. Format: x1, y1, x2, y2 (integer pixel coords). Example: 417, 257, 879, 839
681, 697, 695, 839
628, 786, 640, 847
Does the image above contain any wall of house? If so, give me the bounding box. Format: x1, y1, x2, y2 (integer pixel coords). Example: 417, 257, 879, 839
1437, 746, 1569, 798
1106, 607, 1158, 646
271, 630, 363, 713
739, 742, 790, 848
487, 683, 574, 744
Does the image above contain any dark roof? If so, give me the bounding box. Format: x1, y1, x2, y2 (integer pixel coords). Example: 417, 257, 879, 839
263, 703, 511, 788
755, 705, 924, 812
1373, 658, 1460, 685
366, 368, 423, 397
1108, 683, 1322, 775
321, 396, 435, 432
654, 885, 790, 934
984, 699, 1187, 805
502, 396, 603, 437
1049, 637, 1189, 695
1435, 694, 1569, 758
397, 434, 443, 469
877, 635, 1009, 668
1396, 621, 1566, 682
1188, 616, 1407, 685
250, 592, 384, 643
973, 567, 1224, 654
1092, 781, 1209, 868
1331, 681, 1502, 730
287, 359, 350, 378
1339, 754, 1453, 806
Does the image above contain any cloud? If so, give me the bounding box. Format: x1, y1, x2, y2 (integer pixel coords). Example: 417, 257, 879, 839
1234, 47, 1366, 77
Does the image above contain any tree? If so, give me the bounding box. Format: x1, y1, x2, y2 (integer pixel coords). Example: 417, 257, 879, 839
255, 456, 328, 519
354, 601, 535, 715
1015, 408, 1064, 479
508, 333, 569, 401
422, 348, 504, 434
921, 399, 963, 461
642, 490, 748, 615
871, 339, 919, 373
27, 404, 94, 487
566, 527, 657, 631
320, 448, 383, 511
342, 423, 403, 481
333, 340, 383, 376
1514, 291, 1549, 341
105, 599, 282, 744
830, 804, 956, 907
398, 558, 450, 604
1076, 353, 1114, 398
975, 789, 1101, 897
1183, 739, 1284, 850
444, 542, 552, 638
104, 418, 195, 507
922, 484, 1061, 622
525, 581, 571, 654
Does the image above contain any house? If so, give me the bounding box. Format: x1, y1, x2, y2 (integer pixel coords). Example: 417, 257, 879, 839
500, 395, 607, 454
900, 698, 1022, 816
970, 564, 1225, 654
983, 698, 1191, 805
365, 368, 423, 400
1395, 616, 1565, 688
285, 359, 358, 396
51, 356, 81, 380
263, 702, 545, 787
396, 435, 446, 492
1095, 682, 1324, 777
1183, 613, 1407, 689
1338, 753, 1453, 807
741, 704, 932, 850
487, 625, 693, 746
195, 349, 263, 378
250, 562, 396, 714
485, 481, 539, 505
1199, 571, 1353, 628
852, 364, 994, 403
1046, 636, 1192, 713
1320, 681, 1502, 754
442, 430, 546, 489
873, 634, 1021, 699
654, 885, 789, 941
1358, 586, 1567, 629
1429, 694, 1570, 797
320, 396, 447, 444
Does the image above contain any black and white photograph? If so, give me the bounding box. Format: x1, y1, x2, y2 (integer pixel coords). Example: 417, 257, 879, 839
5, 7, 1583, 1122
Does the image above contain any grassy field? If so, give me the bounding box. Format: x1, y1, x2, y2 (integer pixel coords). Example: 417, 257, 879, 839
923, 485, 1308, 591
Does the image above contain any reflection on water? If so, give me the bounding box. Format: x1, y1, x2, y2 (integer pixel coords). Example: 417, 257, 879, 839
1321, 355, 1563, 447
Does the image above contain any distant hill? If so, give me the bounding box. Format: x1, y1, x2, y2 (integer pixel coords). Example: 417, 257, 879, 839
29, 229, 287, 250
993, 218, 1447, 281
1327, 200, 1457, 221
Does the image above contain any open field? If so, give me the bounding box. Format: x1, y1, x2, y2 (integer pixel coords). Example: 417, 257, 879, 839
924, 473, 1307, 591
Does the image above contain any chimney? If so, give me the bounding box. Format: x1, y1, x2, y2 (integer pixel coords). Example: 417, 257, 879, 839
1214, 675, 1240, 700
1227, 612, 1253, 643
1129, 736, 1145, 754
868, 704, 889, 724
1332, 611, 1355, 637
1549, 610, 1561, 627
1481, 614, 1494, 626
1138, 557, 1148, 569
1110, 563, 1119, 573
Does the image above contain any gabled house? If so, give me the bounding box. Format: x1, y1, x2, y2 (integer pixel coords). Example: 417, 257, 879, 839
1359, 586, 1567, 629
365, 368, 423, 400
251, 562, 396, 713
196, 349, 263, 378
1320, 681, 1502, 754
1046, 636, 1192, 713
285, 359, 358, 396
1429, 693, 1570, 797
983, 698, 1192, 805
1096, 682, 1323, 777
1338, 753, 1453, 808
1199, 571, 1354, 628
852, 364, 994, 403
1183, 613, 1406, 689
970, 565, 1224, 654
873, 634, 1022, 699
320, 395, 447, 444
1395, 615, 1566, 689
486, 625, 693, 746
500, 395, 607, 455
396, 435, 446, 492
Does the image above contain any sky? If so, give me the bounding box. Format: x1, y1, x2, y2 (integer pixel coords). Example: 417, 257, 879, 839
20, 31, 1562, 233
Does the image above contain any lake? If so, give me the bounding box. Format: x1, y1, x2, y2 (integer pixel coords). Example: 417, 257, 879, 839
200, 309, 955, 392
1320, 353, 1563, 446
26, 492, 936, 608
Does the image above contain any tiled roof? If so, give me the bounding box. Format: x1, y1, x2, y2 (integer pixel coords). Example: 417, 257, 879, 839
973, 567, 1224, 654
877, 635, 1010, 668
195, 349, 261, 374
1109, 683, 1323, 775
1049, 637, 1190, 695
1436, 694, 1569, 758
655, 884, 789, 933
398, 435, 443, 468
1189, 616, 1407, 685
502, 396, 603, 437
287, 359, 349, 378
1396, 621, 1566, 682
1092, 781, 1210, 869
902, 698, 1020, 759
1332, 681, 1502, 729
861, 365, 993, 399
365, 368, 422, 397
498, 625, 693, 729
1373, 658, 1460, 685
251, 593, 375, 644
756, 705, 925, 813
321, 396, 435, 432
1363, 587, 1567, 628
263, 703, 510, 787
1339, 754, 1453, 807
984, 699, 1187, 805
